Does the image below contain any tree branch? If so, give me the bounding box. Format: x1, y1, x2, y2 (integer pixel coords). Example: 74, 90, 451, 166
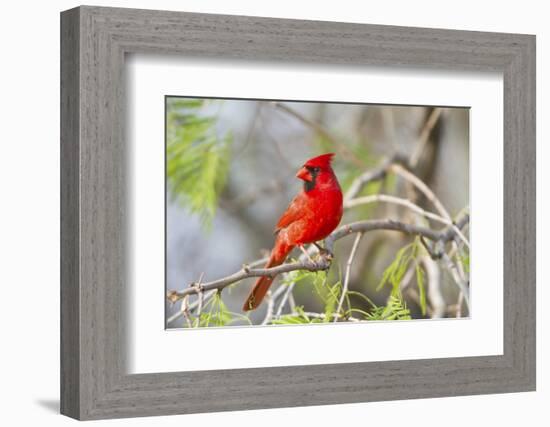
440, 252, 470, 311
343, 156, 397, 201
344, 193, 452, 227
167, 214, 469, 302
168, 255, 332, 302
409, 108, 443, 168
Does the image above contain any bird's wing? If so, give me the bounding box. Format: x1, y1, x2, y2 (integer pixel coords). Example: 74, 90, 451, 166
274, 193, 307, 235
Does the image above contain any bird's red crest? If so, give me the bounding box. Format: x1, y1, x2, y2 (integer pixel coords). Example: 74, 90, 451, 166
303, 153, 335, 169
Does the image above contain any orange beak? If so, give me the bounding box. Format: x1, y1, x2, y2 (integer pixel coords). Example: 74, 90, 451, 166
296, 166, 312, 182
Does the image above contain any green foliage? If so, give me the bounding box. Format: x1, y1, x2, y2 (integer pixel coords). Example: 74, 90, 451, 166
271, 306, 324, 325
281, 270, 342, 323
197, 292, 232, 327
193, 292, 252, 328
415, 264, 427, 316
458, 253, 470, 273
166, 98, 232, 229
365, 292, 412, 321
377, 238, 427, 316
376, 242, 417, 292
312, 271, 341, 323
342, 287, 412, 321
273, 241, 424, 324
280, 268, 315, 287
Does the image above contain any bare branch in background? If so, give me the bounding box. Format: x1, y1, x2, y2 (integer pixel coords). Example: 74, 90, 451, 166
440, 252, 470, 311
180, 295, 192, 328
409, 108, 443, 168
261, 290, 275, 325
389, 163, 470, 248
345, 193, 453, 227
276, 282, 295, 318
389, 163, 451, 222
271, 101, 366, 168
235, 102, 262, 156
166, 289, 216, 325
344, 156, 396, 201
335, 232, 363, 322
423, 255, 445, 318
222, 179, 286, 212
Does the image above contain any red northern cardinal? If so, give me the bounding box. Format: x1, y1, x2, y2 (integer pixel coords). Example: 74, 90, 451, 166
242, 153, 343, 311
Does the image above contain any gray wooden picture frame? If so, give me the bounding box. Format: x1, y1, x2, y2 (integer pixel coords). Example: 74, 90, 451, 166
60, 5, 536, 420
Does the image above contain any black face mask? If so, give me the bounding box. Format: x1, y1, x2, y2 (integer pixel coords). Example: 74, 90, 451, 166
303, 166, 320, 192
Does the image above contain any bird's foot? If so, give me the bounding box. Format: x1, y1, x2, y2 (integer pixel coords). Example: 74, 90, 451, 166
314, 243, 334, 260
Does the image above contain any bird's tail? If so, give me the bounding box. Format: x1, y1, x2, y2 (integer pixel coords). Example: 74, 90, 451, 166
242, 242, 294, 311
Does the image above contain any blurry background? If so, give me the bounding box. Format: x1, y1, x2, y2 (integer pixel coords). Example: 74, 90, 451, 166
166, 97, 469, 328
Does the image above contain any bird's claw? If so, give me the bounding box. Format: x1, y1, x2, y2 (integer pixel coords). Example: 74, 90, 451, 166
320, 248, 334, 260
314, 242, 334, 260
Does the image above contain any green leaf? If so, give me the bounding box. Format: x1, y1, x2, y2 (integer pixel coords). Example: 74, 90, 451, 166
271, 311, 312, 325
459, 253, 470, 273
198, 292, 232, 327
380, 291, 411, 320
281, 269, 316, 287
310, 271, 343, 321
376, 243, 415, 291
347, 290, 377, 309
323, 282, 341, 322
415, 263, 427, 316
166, 97, 232, 230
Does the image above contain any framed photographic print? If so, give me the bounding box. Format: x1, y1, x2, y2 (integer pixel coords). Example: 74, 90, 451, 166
61, 5, 536, 420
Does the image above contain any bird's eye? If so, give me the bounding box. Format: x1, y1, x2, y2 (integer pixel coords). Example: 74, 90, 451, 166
313, 167, 320, 173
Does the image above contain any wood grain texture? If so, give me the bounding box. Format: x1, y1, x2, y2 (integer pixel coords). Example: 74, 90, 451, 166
60, 7, 80, 419
60, 5, 536, 420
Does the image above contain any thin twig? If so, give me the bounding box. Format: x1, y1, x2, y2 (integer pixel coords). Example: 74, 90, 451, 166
448, 228, 468, 316
276, 244, 317, 316
235, 102, 262, 156
272, 101, 365, 167
288, 292, 297, 312
273, 311, 361, 322
335, 232, 363, 322
440, 253, 470, 311
180, 295, 192, 328
389, 163, 450, 220
222, 179, 286, 212
389, 164, 470, 248
456, 292, 464, 318
166, 289, 217, 325
345, 193, 451, 227
422, 255, 445, 318
344, 156, 394, 201
404, 288, 433, 318
195, 272, 205, 318
261, 111, 296, 171
276, 283, 295, 317
399, 264, 417, 292
261, 290, 275, 325
410, 108, 443, 168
